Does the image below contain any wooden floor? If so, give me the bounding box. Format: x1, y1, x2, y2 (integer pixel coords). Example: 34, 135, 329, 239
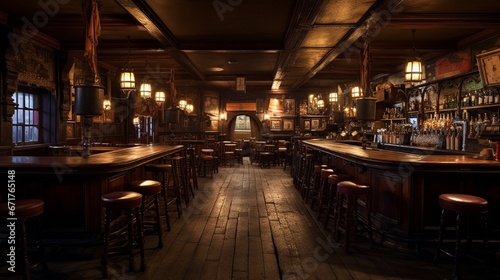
25, 158, 499, 279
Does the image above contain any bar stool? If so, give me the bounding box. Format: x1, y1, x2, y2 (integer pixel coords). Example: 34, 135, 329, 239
0, 199, 46, 280
171, 156, 192, 208
434, 194, 488, 280
128, 180, 163, 248
311, 168, 335, 218
223, 143, 237, 166
186, 147, 198, 190
199, 148, 216, 178
298, 154, 314, 196
101, 191, 145, 278
334, 181, 372, 253
144, 163, 179, 231
305, 164, 328, 203
324, 173, 354, 229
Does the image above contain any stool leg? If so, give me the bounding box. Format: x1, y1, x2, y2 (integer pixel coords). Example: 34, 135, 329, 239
154, 194, 163, 248
102, 208, 110, 278
367, 193, 372, 248
334, 192, 342, 243
127, 210, 135, 272
161, 171, 171, 231
453, 213, 462, 280
434, 208, 446, 264
20, 220, 29, 280
344, 195, 353, 253
481, 214, 489, 256
135, 207, 146, 272
36, 216, 48, 273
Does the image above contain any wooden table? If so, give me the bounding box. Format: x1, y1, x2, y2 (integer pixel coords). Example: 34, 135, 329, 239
0, 144, 183, 236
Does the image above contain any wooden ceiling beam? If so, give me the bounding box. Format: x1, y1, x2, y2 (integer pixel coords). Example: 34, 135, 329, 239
384, 13, 500, 29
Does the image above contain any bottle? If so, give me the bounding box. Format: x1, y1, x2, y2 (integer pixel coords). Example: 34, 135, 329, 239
495, 89, 500, 104
470, 90, 477, 106
455, 128, 462, 151
487, 89, 494, 105
478, 89, 484, 105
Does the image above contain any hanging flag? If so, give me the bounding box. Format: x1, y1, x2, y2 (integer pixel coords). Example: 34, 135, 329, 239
83, 0, 101, 81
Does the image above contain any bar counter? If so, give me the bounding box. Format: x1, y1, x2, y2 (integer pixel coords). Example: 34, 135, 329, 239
0, 144, 183, 237
302, 139, 500, 240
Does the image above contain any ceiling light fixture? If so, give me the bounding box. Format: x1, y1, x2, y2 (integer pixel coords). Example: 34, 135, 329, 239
155, 90, 166, 104
120, 36, 135, 97
329, 92, 338, 103
139, 82, 152, 98
405, 29, 423, 83
352, 86, 362, 99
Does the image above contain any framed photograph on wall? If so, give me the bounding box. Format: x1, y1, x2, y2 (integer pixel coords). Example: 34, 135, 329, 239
283, 99, 295, 116
270, 119, 282, 131
303, 119, 311, 131
203, 91, 219, 117
311, 118, 320, 130
477, 48, 500, 86
299, 100, 308, 116
282, 118, 294, 131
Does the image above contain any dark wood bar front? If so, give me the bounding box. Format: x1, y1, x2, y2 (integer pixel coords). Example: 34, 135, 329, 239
0, 145, 183, 237
302, 139, 500, 241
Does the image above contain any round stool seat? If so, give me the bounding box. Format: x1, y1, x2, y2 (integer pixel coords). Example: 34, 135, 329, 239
320, 168, 335, 179
314, 164, 328, 173
438, 194, 488, 213
128, 180, 161, 195
201, 155, 214, 160
328, 173, 353, 185
101, 191, 142, 210
0, 199, 44, 220
145, 163, 172, 172
337, 181, 370, 196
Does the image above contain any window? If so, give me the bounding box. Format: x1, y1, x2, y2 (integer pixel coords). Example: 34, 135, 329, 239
12, 91, 40, 144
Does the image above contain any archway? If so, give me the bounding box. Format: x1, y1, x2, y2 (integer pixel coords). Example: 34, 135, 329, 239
225, 112, 263, 141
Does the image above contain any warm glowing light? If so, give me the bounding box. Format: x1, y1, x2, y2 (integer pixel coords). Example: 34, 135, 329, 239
178, 99, 187, 110
155, 91, 166, 103
405, 59, 423, 82
329, 92, 338, 103
220, 112, 227, 121
264, 114, 270, 120
102, 99, 111, 110
351, 86, 362, 98
133, 117, 140, 125
120, 71, 135, 90
317, 96, 324, 109
139, 83, 152, 98
186, 104, 194, 114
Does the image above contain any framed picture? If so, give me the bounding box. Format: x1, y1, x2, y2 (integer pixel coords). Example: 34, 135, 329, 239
477, 48, 500, 87
283, 99, 295, 116
303, 119, 311, 131
299, 100, 308, 115
270, 119, 282, 131
311, 118, 320, 130
203, 92, 219, 117
282, 118, 294, 131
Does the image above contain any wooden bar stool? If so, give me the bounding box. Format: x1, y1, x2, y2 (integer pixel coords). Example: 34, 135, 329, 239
144, 163, 178, 231
306, 164, 328, 203
311, 168, 335, 218
324, 173, 354, 229
299, 154, 314, 197
199, 148, 216, 178
334, 181, 372, 253
128, 180, 163, 248
434, 194, 488, 280
186, 147, 199, 190
101, 191, 145, 278
0, 199, 46, 280
171, 156, 191, 208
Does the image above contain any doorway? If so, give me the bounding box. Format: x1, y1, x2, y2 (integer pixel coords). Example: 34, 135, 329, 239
229, 114, 260, 141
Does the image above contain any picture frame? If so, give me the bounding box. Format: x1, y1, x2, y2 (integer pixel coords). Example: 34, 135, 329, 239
303, 119, 311, 131
270, 119, 282, 131
282, 118, 294, 131
311, 118, 320, 130
299, 100, 308, 116
203, 92, 219, 117
477, 48, 500, 87
283, 99, 296, 116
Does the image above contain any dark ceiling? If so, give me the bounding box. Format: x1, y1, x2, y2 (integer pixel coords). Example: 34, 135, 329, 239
1, 0, 500, 95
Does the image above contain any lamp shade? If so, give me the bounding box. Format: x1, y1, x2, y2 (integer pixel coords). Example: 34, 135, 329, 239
102, 99, 111, 110
405, 59, 422, 82
355, 97, 376, 121
75, 85, 104, 115
329, 92, 338, 103
139, 83, 152, 98
317, 98, 324, 109
352, 86, 362, 98
120, 70, 135, 89
178, 99, 187, 110
155, 91, 166, 103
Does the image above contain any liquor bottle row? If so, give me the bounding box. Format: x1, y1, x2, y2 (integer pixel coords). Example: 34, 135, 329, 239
461, 88, 500, 107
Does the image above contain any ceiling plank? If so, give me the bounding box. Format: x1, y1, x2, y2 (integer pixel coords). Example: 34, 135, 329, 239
385, 13, 500, 29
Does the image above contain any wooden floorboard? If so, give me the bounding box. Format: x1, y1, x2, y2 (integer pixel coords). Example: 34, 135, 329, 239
27, 157, 500, 280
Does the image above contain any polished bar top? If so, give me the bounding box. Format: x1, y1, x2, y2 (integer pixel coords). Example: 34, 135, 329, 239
303, 139, 500, 171
0, 144, 183, 174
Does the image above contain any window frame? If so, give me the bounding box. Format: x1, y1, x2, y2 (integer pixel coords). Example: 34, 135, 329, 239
12, 88, 42, 145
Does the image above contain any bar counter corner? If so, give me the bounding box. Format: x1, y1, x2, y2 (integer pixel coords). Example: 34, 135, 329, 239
302, 139, 500, 242
0, 144, 183, 237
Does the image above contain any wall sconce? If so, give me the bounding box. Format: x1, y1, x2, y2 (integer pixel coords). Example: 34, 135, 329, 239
264, 113, 270, 121
220, 112, 227, 121
102, 98, 111, 110
155, 91, 166, 104
185, 104, 194, 114
405, 29, 423, 83
139, 82, 152, 98
317, 94, 325, 109
352, 86, 362, 99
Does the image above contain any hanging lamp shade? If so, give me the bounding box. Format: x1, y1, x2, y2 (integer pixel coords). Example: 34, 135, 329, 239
185, 104, 194, 114
139, 82, 152, 98
356, 97, 376, 121
317, 96, 325, 109
75, 85, 104, 116
329, 92, 338, 103
120, 70, 135, 90
405, 59, 423, 82
178, 98, 187, 110
155, 91, 166, 103
351, 86, 362, 99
